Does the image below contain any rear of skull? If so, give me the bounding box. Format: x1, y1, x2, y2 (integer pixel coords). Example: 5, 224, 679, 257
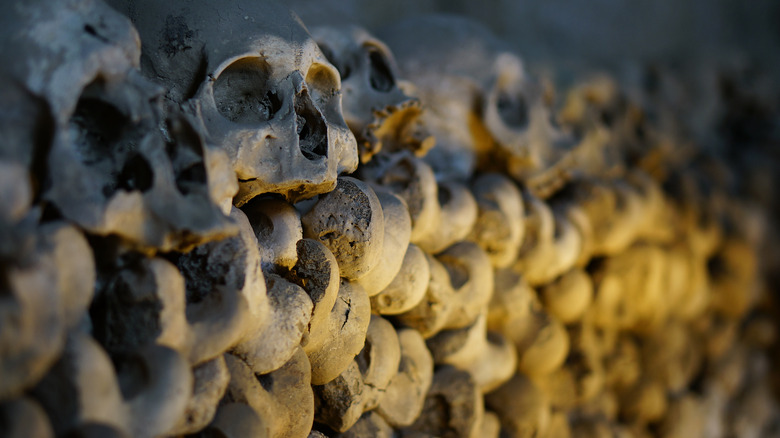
112, 0, 358, 205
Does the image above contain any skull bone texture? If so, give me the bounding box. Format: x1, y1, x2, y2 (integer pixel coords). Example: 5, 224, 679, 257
380, 15, 575, 191
0, 0, 235, 252
310, 25, 428, 162
110, 0, 359, 205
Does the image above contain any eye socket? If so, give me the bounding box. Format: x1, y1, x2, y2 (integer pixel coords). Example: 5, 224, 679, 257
213, 57, 281, 124
317, 44, 351, 81
366, 46, 395, 92
69, 79, 153, 195
305, 63, 340, 105
497, 92, 529, 129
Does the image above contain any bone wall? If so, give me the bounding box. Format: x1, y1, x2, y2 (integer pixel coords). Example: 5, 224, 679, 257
1, 1, 779, 437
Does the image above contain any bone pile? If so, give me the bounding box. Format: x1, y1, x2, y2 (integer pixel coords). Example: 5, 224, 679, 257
1, 1, 779, 437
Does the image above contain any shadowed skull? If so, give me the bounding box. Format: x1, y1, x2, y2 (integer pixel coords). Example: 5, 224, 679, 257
311, 25, 429, 163
0, 0, 236, 252
111, 0, 359, 204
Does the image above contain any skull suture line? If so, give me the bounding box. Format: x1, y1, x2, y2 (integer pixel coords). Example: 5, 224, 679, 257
110, 0, 359, 205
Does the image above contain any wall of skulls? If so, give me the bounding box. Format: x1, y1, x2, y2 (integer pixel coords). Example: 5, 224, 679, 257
1, 0, 779, 437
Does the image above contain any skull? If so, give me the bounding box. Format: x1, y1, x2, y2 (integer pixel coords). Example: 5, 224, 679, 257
111, 0, 359, 204
311, 25, 430, 162
380, 15, 576, 192
0, 0, 236, 252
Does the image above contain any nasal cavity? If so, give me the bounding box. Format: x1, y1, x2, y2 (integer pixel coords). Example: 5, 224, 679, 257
294, 90, 328, 161
497, 91, 529, 130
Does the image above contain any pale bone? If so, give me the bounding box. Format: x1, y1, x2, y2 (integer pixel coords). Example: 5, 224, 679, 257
312, 315, 400, 432
2, 0, 236, 252
467, 173, 525, 268
484, 373, 551, 438
708, 238, 758, 320
31, 334, 191, 438
175, 207, 267, 364
381, 15, 576, 188
370, 243, 430, 315
232, 273, 312, 374
306, 280, 372, 385
656, 394, 706, 438
286, 238, 341, 347
302, 177, 385, 280
310, 25, 427, 162
602, 335, 642, 393
0, 397, 54, 438
207, 403, 268, 438
390, 252, 453, 338
640, 321, 702, 393
0, 161, 32, 224
436, 241, 494, 330
169, 356, 231, 435
394, 241, 494, 338
360, 153, 440, 243
425, 312, 517, 393
479, 411, 502, 438
415, 181, 478, 254
597, 179, 646, 255
111, 0, 358, 205
223, 347, 313, 438
515, 191, 583, 285
513, 312, 569, 377
664, 244, 709, 322
535, 324, 605, 410
492, 276, 570, 376
589, 244, 668, 332
0, 221, 94, 399
335, 411, 395, 438
242, 197, 303, 272
547, 411, 573, 438
375, 328, 434, 427
617, 379, 668, 425
539, 267, 594, 324
400, 366, 484, 438
356, 188, 412, 296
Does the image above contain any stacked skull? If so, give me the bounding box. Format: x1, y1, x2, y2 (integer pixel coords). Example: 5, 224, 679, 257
1, 1, 778, 437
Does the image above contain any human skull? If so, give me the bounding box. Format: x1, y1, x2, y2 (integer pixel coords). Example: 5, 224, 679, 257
111, 0, 359, 205
311, 25, 429, 162
380, 15, 576, 192
0, 0, 235, 252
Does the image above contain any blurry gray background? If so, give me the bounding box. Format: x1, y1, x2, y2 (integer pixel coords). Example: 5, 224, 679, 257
286, 0, 780, 83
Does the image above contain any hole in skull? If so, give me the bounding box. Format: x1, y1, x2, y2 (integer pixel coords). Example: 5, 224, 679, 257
368, 48, 394, 92
213, 58, 280, 124
117, 153, 153, 192
355, 340, 372, 376
294, 91, 328, 161
497, 92, 529, 129
165, 117, 207, 196
70, 81, 149, 197
255, 372, 274, 392
318, 45, 350, 81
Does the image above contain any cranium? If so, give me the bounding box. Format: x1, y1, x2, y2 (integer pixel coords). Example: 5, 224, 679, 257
0, 0, 235, 252
380, 15, 576, 192
311, 25, 429, 162
110, 0, 358, 205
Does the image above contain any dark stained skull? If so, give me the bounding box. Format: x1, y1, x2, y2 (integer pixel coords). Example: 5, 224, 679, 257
0, 0, 236, 252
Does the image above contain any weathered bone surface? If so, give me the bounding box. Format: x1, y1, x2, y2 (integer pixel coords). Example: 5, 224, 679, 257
108, 0, 358, 205
1, 2, 779, 437
2, 0, 236, 253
